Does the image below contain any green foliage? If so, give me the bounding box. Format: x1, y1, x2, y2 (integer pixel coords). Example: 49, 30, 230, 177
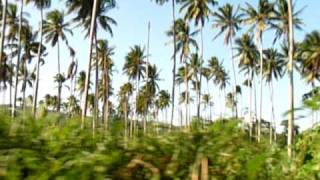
0, 113, 319, 179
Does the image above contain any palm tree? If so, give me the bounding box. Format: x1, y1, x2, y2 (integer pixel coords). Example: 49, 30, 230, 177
156, 90, 171, 124
272, 0, 303, 43
213, 3, 243, 118
76, 70, 90, 104
43, 10, 73, 112
25, 0, 51, 116
119, 82, 133, 138
189, 53, 202, 123
152, 0, 178, 130
143, 64, 161, 133
123, 45, 146, 133
176, 65, 192, 127
263, 48, 284, 143
11, 0, 29, 117
202, 93, 211, 122
243, 0, 275, 142
66, 0, 116, 122
0, 0, 8, 78
287, 0, 294, 158
180, 0, 217, 120
96, 39, 115, 129
234, 33, 259, 138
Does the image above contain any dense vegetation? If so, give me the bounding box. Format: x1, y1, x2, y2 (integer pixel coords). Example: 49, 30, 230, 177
0, 111, 319, 179
0, 0, 320, 178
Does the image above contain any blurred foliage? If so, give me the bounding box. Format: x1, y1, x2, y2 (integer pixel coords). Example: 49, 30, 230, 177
0, 111, 319, 179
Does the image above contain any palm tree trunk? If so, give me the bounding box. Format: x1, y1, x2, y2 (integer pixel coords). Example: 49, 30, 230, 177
197, 26, 204, 122
287, 0, 295, 159
258, 33, 264, 143
32, 8, 44, 117
170, 0, 177, 130
93, 33, 98, 132
269, 82, 273, 144
104, 55, 110, 130
57, 39, 61, 112
230, 40, 238, 118
12, 0, 24, 118
249, 70, 253, 139
0, 0, 7, 73
81, 0, 99, 125
184, 63, 188, 128
124, 100, 128, 139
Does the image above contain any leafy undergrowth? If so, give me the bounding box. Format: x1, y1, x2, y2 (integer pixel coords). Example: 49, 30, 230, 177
0, 112, 319, 179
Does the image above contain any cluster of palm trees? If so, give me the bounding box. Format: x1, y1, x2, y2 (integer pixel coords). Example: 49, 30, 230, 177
0, 0, 318, 158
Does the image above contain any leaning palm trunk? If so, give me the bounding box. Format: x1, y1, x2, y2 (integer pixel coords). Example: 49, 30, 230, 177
287, 0, 295, 159
170, 0, 177, 130
32, 8, 44, 117
12, 0, 24, 118
81, 0, 99, 126
258, 34, 264, 143
269, 81, 274, 144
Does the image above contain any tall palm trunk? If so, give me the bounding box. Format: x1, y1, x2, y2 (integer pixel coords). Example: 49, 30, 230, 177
170, 0, 177, 130
57, 39, 61, 112
258, 33, 264, 143
124, 99, 128, 139
249, 70, 253, 139
184, 63, 188, 128
93, 33, 98, 132
104, 55, 110, 129
287, 0, 295, 159
12, 0, 24, 117
230, 40, 238, 118
0, 0, 7, 72
81, 0, 99, 125
269, 81, 274, 144
32, 8, 44, 117
144, 21, 151, 134
197, 27, 204, 122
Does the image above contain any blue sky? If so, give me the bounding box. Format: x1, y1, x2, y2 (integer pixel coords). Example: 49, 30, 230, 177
11, 0, 320, 130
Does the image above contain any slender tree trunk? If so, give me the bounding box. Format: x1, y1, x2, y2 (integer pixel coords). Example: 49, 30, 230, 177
258, 33, 264, 143
104, 55, 110, 129
81, 0, 99, 125
287, 0, 295, 159
32, 8, 44, 117
269, 82, 273, 144
230, 40, 238, 118
184, 63, 188, 128
170, 0, 177, 130
144, 21, 151, 134
0, 0, 7, 71
57, 39, 61, 112
197, 27, 204, 122
249, 70, 253, 139
12, 0, 24, 118
93, 33, 98, 132
124, 100, 128, 139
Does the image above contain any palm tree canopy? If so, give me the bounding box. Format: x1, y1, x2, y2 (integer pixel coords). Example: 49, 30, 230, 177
26, 0, 51, 10
271, 0, 304, 43
234, 33, 259, 75
242, 0, 276, 39
263, 48, 285, 82
123, 45, 146, 82
299, 31, 320, 84
179, 0, 218, 27
213, 3, 243, 45
167, 18, 198, 62
43, 10, 73, 47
